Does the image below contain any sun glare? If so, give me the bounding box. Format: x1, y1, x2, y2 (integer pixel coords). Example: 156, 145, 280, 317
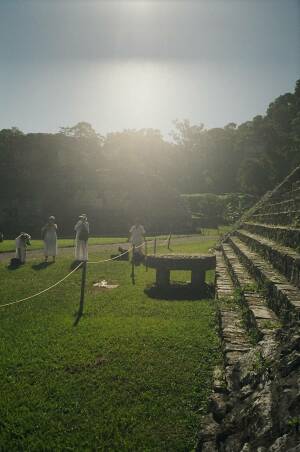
131, 0, 152, 7
124, 0, 154, 12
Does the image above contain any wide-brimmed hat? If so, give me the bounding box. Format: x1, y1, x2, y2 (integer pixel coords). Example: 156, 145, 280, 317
79, 213, 87, 219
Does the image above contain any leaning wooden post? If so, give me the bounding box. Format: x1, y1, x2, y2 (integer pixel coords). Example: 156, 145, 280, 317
131, 245, 135, 285
153, 238, 157, 255
167, 233, 172, 250
145, 240, 148, 272
79, 261, 87, 316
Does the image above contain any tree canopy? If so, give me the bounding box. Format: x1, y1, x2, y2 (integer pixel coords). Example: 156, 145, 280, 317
0, 80, 299, 237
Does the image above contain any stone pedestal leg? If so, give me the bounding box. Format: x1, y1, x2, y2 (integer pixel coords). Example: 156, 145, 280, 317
191, 270, 205, 289
156, 268, 170, 288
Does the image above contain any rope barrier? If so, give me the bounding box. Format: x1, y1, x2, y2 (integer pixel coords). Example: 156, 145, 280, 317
87, 246, 133, 264
87, 240, 148, 264
0, 237, 166, 310
0, 262, 83, 309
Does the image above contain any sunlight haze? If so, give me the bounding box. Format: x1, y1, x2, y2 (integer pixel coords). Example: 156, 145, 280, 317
0, 0, 299, 135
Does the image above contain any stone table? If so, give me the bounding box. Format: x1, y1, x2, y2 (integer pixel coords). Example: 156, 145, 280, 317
146, 254, 216, 289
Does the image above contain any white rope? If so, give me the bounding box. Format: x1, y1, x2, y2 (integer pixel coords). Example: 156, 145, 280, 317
87, 241, 148, 264
0, 262, 83, 309
87, 246, 133, 264
0, 238, 158, 309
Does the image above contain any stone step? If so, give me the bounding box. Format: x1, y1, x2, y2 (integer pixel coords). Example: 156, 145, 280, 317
255, 197, 300, 214
221, 243, 280, 339
242, 222, 300, 250
215, 250, 235, 299
236, 229, 300, 288
250, 210, 300, 226
228, 236, 300, 323
215, 251, 252, 373
271, 185, 300, 202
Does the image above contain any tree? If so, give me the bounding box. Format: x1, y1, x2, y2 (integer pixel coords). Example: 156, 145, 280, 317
59, 122, 101, 139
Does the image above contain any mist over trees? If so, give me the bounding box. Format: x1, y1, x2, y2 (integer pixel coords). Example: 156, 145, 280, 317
0, 80, 299, 237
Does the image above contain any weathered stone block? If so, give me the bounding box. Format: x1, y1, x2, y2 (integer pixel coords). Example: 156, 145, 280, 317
146, 253, 216, 289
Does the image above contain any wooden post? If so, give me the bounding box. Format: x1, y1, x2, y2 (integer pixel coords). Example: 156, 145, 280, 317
79, 261, 87, 316
167, 233, 172, 250
145, 240, 148, 272
131, 245, 135, 285
154, 238, 157, 255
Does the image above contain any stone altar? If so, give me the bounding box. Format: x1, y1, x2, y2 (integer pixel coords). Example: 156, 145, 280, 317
146, 254, 216, 289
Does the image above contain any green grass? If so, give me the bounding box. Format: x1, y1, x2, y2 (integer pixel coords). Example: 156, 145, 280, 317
0, 230, 221, 254
0, 238, 220, 451
161, 239, 216, 255
0, 237, 127, 253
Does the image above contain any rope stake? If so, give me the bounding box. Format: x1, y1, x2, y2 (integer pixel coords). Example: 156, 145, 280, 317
167, 233, 172, 250
131, 245, 135, 285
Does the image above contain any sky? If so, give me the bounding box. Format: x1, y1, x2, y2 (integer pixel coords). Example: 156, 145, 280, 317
0, 0, 299, 137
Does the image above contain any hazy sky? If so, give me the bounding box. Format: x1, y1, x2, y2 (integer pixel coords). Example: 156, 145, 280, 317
0, 0, 299, 136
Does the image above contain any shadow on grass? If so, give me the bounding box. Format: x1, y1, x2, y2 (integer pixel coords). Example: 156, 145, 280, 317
7, 259, 23, 271
73, 310, 83, 326
70, 260, 83, 270
32, 261, 54, 271
73, 308, 92, 326
144, 282, 215, 301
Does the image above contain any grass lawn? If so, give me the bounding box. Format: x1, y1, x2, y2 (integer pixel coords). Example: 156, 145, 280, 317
0, 237, 127, 253
0, 235, 179, 253
0, 227, 226, 254
0, 238, 221, 451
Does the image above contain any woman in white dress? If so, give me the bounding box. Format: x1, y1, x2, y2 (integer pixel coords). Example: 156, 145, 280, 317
129, 220, 146, 254
74, 214, 89, 261
42, 216, 58, 262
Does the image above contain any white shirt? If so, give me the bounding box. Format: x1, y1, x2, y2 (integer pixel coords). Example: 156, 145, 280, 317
129, 224, 145, 245
74, 220, 89, 239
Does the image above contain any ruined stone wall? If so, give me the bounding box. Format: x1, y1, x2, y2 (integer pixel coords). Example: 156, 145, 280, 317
243, 165, 300, 227
198, 166, 300, 451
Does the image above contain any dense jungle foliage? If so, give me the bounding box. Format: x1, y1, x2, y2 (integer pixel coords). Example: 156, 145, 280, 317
181, 193, 256, 229
0, 80, 299, 237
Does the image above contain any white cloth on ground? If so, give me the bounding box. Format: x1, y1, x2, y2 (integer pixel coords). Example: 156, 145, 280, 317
43, 224, 58, 256
74, 220, 89, 261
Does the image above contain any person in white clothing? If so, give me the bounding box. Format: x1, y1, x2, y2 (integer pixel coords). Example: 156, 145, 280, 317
15, 232, 31, 264
74, 214, 89, 261
129, 220, 146, 255
41, 216, 58, 262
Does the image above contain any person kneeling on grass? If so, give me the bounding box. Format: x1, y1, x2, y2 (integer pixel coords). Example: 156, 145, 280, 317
15, 232, 31, 264
74, 214, 89, 262
41, 215, 58, 263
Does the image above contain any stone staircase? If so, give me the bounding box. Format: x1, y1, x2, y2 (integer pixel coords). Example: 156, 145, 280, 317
198, 166, 300, 451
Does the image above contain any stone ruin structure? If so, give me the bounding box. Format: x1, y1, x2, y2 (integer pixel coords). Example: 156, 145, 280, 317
146, 254, 216, 289
198, 166, 300, 451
